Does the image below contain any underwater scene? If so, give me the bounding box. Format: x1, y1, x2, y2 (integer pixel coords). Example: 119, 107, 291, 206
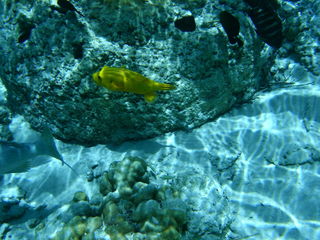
0, 0, 320, 239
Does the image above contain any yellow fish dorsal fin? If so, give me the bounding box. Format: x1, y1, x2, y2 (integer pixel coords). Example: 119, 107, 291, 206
101, 66, 110, 73
144, 93, 157, 102
99, 66, 110, 77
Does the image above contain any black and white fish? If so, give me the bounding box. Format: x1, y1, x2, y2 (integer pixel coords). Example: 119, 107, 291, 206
174, 16, 196, 32
244, 0, 283, 48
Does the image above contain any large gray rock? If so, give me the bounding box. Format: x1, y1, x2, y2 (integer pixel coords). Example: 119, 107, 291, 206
0, 79, 12, 141
0, 0, 290, 144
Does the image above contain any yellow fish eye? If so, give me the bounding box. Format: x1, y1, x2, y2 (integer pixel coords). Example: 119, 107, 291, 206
97, 74, 103, 83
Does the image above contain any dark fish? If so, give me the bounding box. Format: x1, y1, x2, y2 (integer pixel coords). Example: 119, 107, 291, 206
174, 16, 196, 32
244, 0, 283, 48
219, 11, 243, 47
57, 0, 84, 17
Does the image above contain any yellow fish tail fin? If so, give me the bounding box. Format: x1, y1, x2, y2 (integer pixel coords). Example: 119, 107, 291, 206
155, 82, 176, 91
144, 93, 157, 102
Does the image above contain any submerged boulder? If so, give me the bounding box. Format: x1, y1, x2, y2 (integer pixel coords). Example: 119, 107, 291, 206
0, 0, 286, 145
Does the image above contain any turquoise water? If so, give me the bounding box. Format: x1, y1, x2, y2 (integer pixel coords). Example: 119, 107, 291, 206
1, 0, 320, 240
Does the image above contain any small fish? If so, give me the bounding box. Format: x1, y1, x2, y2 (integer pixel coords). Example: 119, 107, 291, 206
244, 0, 283, 48
92, 66, 176, 102
57, 0, 84, 17
174, 16, 196, 32
219, 11, 243, 47
0, 131, 75, 175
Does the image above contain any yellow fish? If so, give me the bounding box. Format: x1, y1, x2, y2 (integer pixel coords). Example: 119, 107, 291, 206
92, 66, 176, 102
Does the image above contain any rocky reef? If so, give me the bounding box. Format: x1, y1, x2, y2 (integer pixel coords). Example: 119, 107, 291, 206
0, 0, 288, 145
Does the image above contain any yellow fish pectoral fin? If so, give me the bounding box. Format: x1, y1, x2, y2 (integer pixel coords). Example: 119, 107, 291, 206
144, 93, 157, 102
110, 80, 124, 91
